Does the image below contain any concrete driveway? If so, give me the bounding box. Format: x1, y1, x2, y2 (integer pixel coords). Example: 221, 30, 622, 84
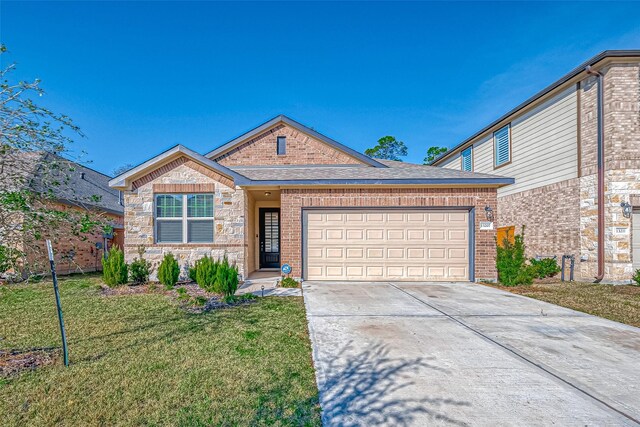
302, 281, 640, 426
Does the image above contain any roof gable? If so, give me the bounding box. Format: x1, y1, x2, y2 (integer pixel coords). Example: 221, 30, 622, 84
205, 115, 387, 168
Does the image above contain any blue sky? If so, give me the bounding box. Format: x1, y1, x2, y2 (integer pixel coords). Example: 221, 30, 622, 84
2, 1, 640, 174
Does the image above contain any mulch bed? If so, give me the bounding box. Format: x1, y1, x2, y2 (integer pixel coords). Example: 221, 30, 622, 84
0, 348, 58, 378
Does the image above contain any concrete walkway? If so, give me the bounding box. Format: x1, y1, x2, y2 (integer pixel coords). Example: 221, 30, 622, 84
303, 281, 640, 426
236, 271, 301, 297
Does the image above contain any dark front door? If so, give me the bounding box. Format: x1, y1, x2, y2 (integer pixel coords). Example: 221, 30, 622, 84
259, 208, 280, 268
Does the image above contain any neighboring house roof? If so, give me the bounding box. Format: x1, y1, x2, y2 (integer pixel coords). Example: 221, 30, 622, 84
431, 49, 640, 165
229, 163, 513, 186
1, 151, 124, 215
109, 144, 245, 190
204, 114, 388, 168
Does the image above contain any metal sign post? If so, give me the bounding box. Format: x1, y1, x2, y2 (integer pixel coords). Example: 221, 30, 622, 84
46, 240, 69, 367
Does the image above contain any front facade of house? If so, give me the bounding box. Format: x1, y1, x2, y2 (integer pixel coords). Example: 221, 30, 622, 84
111, 116, 512, 282
432, 51, 640, 283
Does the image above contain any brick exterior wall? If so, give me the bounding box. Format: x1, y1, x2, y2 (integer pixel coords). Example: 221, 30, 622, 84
497, 61, 640, 283
123, 159, 246, 280
214, 123, 366, 166
280, 187, 498, 281
498, 178, 581, 262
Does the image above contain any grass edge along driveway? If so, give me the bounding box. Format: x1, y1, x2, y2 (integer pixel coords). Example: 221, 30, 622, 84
0, 275, 320, 426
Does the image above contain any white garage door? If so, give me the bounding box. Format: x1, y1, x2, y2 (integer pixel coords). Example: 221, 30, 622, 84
304, 210, 470, 281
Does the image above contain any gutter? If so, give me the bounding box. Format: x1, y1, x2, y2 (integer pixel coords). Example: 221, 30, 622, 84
585, 65, 605, 283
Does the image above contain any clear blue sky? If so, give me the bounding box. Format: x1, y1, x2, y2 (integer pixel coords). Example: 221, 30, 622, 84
2, 1, 639, 175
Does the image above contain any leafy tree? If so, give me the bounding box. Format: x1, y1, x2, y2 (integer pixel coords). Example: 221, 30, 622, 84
0, 45, 109, 279
365, 136, 407, 161
424, 146, 448, 164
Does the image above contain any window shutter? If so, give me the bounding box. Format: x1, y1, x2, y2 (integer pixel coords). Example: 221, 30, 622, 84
461, 147, 472, 171
157, 220, 183, 243
494, 125, 510, 166
188, 220, 214, 243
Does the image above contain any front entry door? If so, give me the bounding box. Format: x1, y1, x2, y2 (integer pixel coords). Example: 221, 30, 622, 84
259, 208, 280, 268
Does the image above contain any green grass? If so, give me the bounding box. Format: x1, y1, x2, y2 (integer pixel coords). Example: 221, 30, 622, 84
482, 281, 640, 327
0, 275, 320, 426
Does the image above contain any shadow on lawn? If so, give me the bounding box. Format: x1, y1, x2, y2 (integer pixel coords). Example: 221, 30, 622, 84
318, 342, 470, 426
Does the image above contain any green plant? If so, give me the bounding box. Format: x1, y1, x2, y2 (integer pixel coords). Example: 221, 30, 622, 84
496, 227, 534, 286
633, 269, 640, 286
280, 277, 300, 288
101, 246, 128, 286
188, 265, 197, 282
157, 253, 180, 289
0, 244, 22, 275
530, 257, 561, 279
193, 296, 208, 306
239, 293, 257, 301
129, 246, 150, 284
214, 257, 239, 297
195, 256, 218, 292
176, 287, 190, 301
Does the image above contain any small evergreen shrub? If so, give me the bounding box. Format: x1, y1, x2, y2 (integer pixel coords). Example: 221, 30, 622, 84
102, 246, 128, 286
214, 257, 239, 297
496, 227, 534, 286
280, 277, 299, 288
195, 256, 218, 292
158, 253, 180, 289
129, 246, 150, 284
530, 257, 561, 279
633, 269, 640, 286
188, 265, 197, 282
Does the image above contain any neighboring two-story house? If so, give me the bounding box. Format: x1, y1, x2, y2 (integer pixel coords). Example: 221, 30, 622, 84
432, 50, 640, 283
110, 115, 513, 283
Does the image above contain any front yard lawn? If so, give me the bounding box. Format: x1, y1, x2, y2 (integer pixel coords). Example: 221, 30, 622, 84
0, 275, 320, 426
483, 281, 640, 327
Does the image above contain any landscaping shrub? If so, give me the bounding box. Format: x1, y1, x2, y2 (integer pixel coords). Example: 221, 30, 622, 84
157, 253, 180, 289
496, 227, 534, 286
530, 257, 561, 279
102, 246, 128, 286
129, 246, 150, 284
280, 277, 299, 288
195, 256, 218, 292
188, 265, 197, 282
633, 269, 640, 286
211, 257, 238, 297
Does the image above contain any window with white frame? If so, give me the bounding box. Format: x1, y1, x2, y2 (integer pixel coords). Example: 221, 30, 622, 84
494, 124, 511, 167
461, 147, 473, 171
155, 194, 214, 243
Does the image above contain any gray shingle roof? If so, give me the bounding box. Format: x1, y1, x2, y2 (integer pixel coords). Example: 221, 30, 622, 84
229, 162, 513, 186
3, 151, 123, 215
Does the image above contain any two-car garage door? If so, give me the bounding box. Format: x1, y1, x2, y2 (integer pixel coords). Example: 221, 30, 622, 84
304, 209, 471, 281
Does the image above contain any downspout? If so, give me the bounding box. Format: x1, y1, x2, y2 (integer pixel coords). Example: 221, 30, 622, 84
585, 65, 605, 282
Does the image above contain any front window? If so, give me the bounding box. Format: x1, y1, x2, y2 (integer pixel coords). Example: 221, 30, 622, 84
155, 194, 214, 243
461, 147, 473, 172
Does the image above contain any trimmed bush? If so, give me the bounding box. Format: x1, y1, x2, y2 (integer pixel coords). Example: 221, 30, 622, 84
158, 253, 180, 289
129, 246, 150, 284
280, 277, 299, 288
212, 257, 238, 297
530, 257, 561, 279
102, 246, 128, 286
633, 269, 640, 286
195, 256, 218, 292
496, 227, 534, 286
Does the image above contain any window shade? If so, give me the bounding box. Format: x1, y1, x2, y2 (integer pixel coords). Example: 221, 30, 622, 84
188, 220, 214, 243
494, 125, 510, 167
157, 220, 183, 243
461, 147, 473, 171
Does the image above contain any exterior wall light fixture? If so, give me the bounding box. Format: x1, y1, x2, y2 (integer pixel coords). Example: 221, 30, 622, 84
264, 191, 272, 197
620, 202, 632, 218
484, 206, 494, 222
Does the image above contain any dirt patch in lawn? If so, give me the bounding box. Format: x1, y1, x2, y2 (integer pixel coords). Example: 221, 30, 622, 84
0, 349, 58, 378
481, 281, 640, 327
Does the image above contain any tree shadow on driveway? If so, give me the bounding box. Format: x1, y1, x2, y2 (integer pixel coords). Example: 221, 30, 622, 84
318, 342, 470, 426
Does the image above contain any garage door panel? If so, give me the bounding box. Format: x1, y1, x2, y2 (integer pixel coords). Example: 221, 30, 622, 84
305, 210, 470, 281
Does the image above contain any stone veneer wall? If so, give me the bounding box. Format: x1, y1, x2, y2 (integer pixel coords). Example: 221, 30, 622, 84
214, 123, 366, 166
124, 162, 246, 280
578, 63, 640, 282
280, 187, 498, 281
497, 178, 581, 262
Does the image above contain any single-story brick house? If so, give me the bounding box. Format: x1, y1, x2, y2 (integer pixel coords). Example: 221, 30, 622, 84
109, 115, 513, 282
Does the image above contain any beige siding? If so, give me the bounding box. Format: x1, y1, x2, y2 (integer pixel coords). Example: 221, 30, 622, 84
441, 86, 578, 197
440, 156, 461, 170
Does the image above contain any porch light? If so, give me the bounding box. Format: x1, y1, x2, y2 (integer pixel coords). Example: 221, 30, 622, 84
484, 206, 494, 222
264, 191, 271, 197
621, 202, 632, 218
